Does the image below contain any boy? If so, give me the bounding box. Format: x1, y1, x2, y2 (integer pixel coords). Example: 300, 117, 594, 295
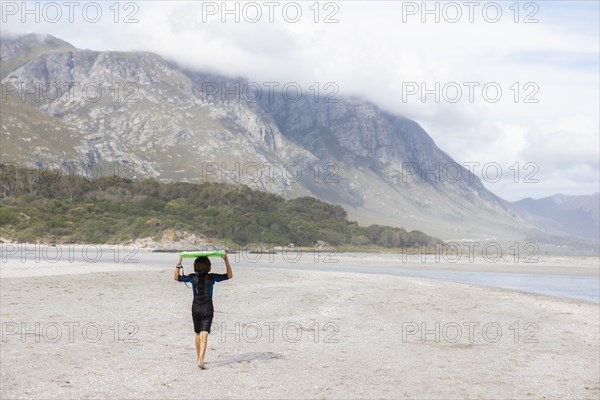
174, 253, 233, 369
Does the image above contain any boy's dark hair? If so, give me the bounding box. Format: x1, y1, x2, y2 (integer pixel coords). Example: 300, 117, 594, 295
194, 256, 211, 274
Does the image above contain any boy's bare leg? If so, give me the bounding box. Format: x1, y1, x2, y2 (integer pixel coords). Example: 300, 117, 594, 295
195, 333, 202, 366
198, 331, 209, 368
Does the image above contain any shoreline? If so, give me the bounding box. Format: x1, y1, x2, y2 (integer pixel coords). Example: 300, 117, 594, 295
2, 240, 599, 258
2, 262, 597, 306
2, 246, 598, 303
2, 243, 598, 276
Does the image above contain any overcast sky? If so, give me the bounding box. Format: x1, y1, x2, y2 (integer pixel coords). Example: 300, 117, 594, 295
2, 0, 599, 201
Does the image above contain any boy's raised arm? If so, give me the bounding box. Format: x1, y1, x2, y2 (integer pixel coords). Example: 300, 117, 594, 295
173, 256, 183, 281
223, 253, 233, 279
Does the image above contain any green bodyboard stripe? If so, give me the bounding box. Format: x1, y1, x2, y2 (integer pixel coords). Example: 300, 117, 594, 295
179, 250, 225, 258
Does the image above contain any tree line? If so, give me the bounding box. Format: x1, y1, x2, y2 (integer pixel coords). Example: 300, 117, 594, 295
0, 164, 442, 247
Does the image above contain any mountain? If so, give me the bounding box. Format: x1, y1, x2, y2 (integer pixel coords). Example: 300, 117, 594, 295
0, 32, 75, 80
0, 32, 554, 241
256, 93, 523, 239
513, 193, 600, 241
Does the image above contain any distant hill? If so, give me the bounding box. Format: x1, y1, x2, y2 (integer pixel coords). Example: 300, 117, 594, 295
0, 165, 442, 248
513, 193, 599, 241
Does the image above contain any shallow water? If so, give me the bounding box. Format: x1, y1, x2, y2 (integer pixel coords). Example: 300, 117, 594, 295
229, 254, 600, 303
2, 247, 598, 302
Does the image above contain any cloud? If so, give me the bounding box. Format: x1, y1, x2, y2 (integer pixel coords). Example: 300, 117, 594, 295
2, 0, 598, 200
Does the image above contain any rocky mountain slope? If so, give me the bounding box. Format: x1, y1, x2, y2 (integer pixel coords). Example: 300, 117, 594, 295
0, 32, 75, 79
0, 33, 563, 241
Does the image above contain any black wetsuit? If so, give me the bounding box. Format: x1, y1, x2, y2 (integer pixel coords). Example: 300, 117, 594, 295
178, 273, 228, 333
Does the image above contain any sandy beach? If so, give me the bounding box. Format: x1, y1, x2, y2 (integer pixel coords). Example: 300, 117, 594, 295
1, 253, 599, 399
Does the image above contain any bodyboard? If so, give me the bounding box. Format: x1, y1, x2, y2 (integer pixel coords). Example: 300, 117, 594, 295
179, 250, 225, 258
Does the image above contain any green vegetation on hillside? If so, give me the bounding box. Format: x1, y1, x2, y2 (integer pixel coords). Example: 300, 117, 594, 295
0, 165, 441, 247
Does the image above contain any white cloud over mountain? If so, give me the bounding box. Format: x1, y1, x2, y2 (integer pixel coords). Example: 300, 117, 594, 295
3, 0, 598, 200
